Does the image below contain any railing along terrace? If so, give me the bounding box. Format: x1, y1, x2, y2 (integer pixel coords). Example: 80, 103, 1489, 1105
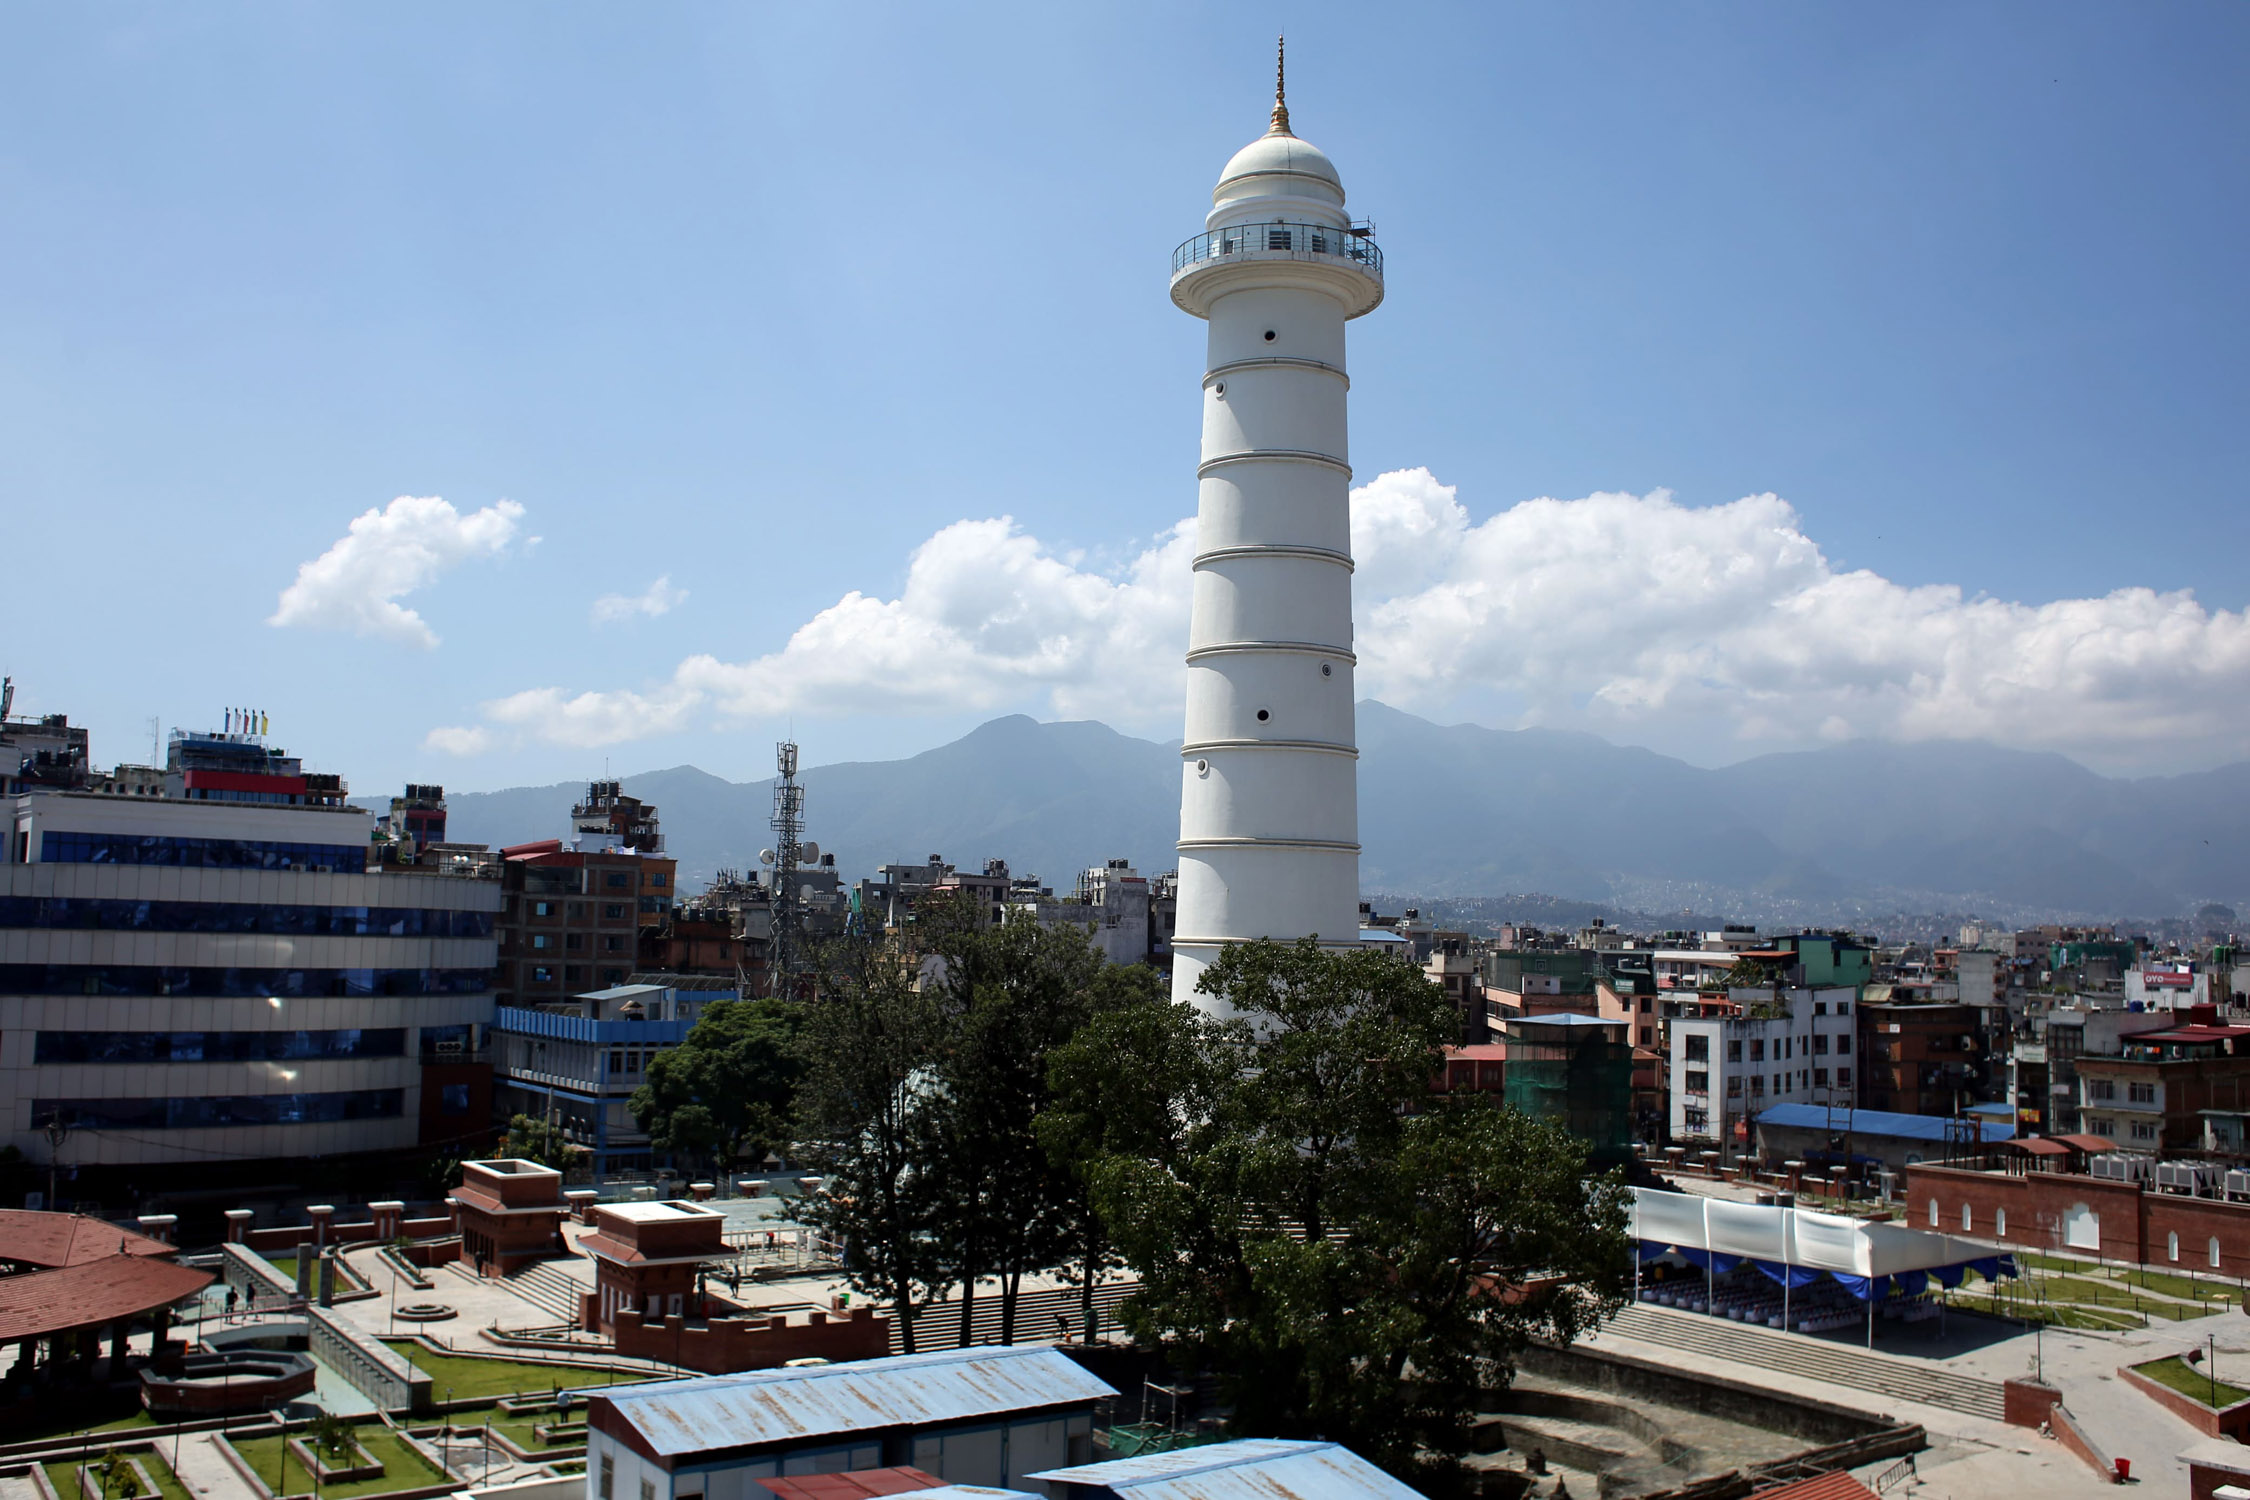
1172, 221, 1382, 280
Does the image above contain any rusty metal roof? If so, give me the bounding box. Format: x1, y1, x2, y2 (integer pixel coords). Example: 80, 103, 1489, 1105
1030, 1440, 1422, 1500
585, 1344, 1115, 1453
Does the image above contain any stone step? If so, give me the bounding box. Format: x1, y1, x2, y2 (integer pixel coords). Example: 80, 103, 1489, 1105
1601, 1306, 2005, 1420
890, 1282, 1141, 1354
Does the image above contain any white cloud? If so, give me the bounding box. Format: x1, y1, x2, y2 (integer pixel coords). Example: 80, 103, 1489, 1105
480, 684, 703, 749
423, 725, 495, 757
592, 575, 688, 625
427, 470, 2250, 771
1347, 470, 2250, 763
270, 495, 524, 648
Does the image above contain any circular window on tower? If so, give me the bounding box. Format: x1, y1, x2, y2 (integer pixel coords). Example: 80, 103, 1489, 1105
1263, 330, 1277, 342
1321, 663, 1333, 677
1213, 381, 1226, 397
1255, 708, 1271, 722
1195, 759, 1210, 777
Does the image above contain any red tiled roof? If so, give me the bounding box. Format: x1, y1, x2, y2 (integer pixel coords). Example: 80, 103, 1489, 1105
2126, 1026, 2250, 1043
0, 1254, 213, 1341
0, 1211, 174, 1270
1751, 1472, 1879, 1500
764, 1470, 942, 1500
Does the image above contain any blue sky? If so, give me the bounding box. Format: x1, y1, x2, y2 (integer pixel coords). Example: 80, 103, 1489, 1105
5, 3, 2247, 792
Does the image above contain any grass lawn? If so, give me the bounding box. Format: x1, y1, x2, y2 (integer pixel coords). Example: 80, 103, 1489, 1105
227, 1426, 450, 1498
381, 1341, 635, 1401
1949, 1290, 2139, 1332
44, 1447, 193, 1500
2033, 1275, 2219, 1321
486, 1416, 586, 1453
2134, 1355, 2250, 1409
11, 1411, 160, 1448
2118, 1266, 2235, 1301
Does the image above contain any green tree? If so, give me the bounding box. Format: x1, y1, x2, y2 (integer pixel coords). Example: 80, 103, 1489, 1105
497, 1113, 585, 1173
630, 998, 806, 1178
921, 898, 1119, 1345
1040, 964, 1228, 1343
1084, 938, 1631, 1494
790, 930, 950, 1353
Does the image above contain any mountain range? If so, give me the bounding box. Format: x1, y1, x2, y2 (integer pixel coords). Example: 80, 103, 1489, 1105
442, 703, 2250, 927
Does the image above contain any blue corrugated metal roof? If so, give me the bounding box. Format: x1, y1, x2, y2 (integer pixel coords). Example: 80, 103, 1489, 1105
1030, 1440, 1420, 1500
1755, 1103, 2014, 1143
583, 1345, 1115, 1454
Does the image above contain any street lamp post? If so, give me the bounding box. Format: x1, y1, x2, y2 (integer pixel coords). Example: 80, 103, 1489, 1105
44, 1114, 66, 1210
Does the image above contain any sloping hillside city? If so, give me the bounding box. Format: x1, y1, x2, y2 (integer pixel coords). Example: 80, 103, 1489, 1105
5, 689, 2249, 1496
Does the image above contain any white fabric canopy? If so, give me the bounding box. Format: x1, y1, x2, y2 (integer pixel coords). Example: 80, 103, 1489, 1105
1631, 1186, 2000, 1277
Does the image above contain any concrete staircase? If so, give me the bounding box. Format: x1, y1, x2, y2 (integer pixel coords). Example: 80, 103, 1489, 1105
889, 1281, 1141, 1355
1599, 1305, 2007, 1420
504, 1263, 585, 1326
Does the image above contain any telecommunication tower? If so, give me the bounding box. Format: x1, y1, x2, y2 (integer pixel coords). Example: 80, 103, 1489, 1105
764, 741, 805, 996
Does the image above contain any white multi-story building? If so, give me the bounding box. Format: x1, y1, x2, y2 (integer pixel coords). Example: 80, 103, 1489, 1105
0, 723, 498, 1172
1667, 986, 1860, 1147
1167, 48, 1383, 1010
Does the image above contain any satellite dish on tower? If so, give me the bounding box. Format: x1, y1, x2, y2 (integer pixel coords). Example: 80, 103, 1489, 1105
799, 842, 821, 865
758, 849, 776, 866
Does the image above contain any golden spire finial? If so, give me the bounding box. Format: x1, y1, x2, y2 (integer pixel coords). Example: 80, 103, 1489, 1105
1269, 35, 1292, 136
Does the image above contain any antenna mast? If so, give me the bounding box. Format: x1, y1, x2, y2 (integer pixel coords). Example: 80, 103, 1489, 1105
767, 741, 804, 996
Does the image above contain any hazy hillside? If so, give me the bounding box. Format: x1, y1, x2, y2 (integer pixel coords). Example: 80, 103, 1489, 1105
444, 705, 2250, 924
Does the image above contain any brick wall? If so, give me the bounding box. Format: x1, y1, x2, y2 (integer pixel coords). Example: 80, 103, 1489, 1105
1908, 1162, 2250, 1274
2117, 1362, 2250, 1442
1905, 1164, 2146, 1261
607, 1305, 890, 1374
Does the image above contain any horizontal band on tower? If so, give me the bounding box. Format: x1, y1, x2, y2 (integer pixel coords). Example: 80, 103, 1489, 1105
1185, 641, 1357, 664
1204, 356, 1349, 387
1197, 450, 1352, 479
1181, 738, 1358, 759
1192, 545, 1354, 572
1176, 836, 1361, 853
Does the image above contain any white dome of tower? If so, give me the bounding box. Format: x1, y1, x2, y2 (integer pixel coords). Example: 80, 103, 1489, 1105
1210, 41, 1347, 217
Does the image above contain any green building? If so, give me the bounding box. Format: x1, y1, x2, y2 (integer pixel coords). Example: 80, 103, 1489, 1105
1499, 1013, 1634, 1166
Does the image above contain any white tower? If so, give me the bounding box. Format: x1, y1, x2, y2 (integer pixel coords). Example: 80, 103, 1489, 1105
1169, 43, 1382, 1011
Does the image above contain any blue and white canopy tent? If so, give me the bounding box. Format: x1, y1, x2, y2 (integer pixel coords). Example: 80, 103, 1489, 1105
1630, 1186, 2017, 1344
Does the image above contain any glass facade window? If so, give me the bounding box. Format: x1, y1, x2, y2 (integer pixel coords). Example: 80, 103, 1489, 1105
35, 1029, 404, 1064
421, 1024, 474, 1058
0, 965, 491, 998
35, 1089, 405, 1130
40, 832, 368, 872
0, 897, 493, 939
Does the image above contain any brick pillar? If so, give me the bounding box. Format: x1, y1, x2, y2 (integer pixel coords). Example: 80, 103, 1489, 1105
370, 1201, 405, 1239
688, 1182, 715, 1202
135, 1215, 177, 1245
565, 1190, 599, 1223
224, 1209, 254, 1243
307, 1205, 335, 1251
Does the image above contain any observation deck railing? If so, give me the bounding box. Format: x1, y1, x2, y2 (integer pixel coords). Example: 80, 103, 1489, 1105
1171, 221, 1382, 281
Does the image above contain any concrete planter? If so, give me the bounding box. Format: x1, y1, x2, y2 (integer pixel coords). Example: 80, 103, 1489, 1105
2118, 1360, 2250, 1442
288, 1434, 385, 1485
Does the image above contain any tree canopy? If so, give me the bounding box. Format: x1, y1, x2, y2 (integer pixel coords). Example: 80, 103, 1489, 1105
1068, 938, 1632, 1494
630, 997, 806, 1177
